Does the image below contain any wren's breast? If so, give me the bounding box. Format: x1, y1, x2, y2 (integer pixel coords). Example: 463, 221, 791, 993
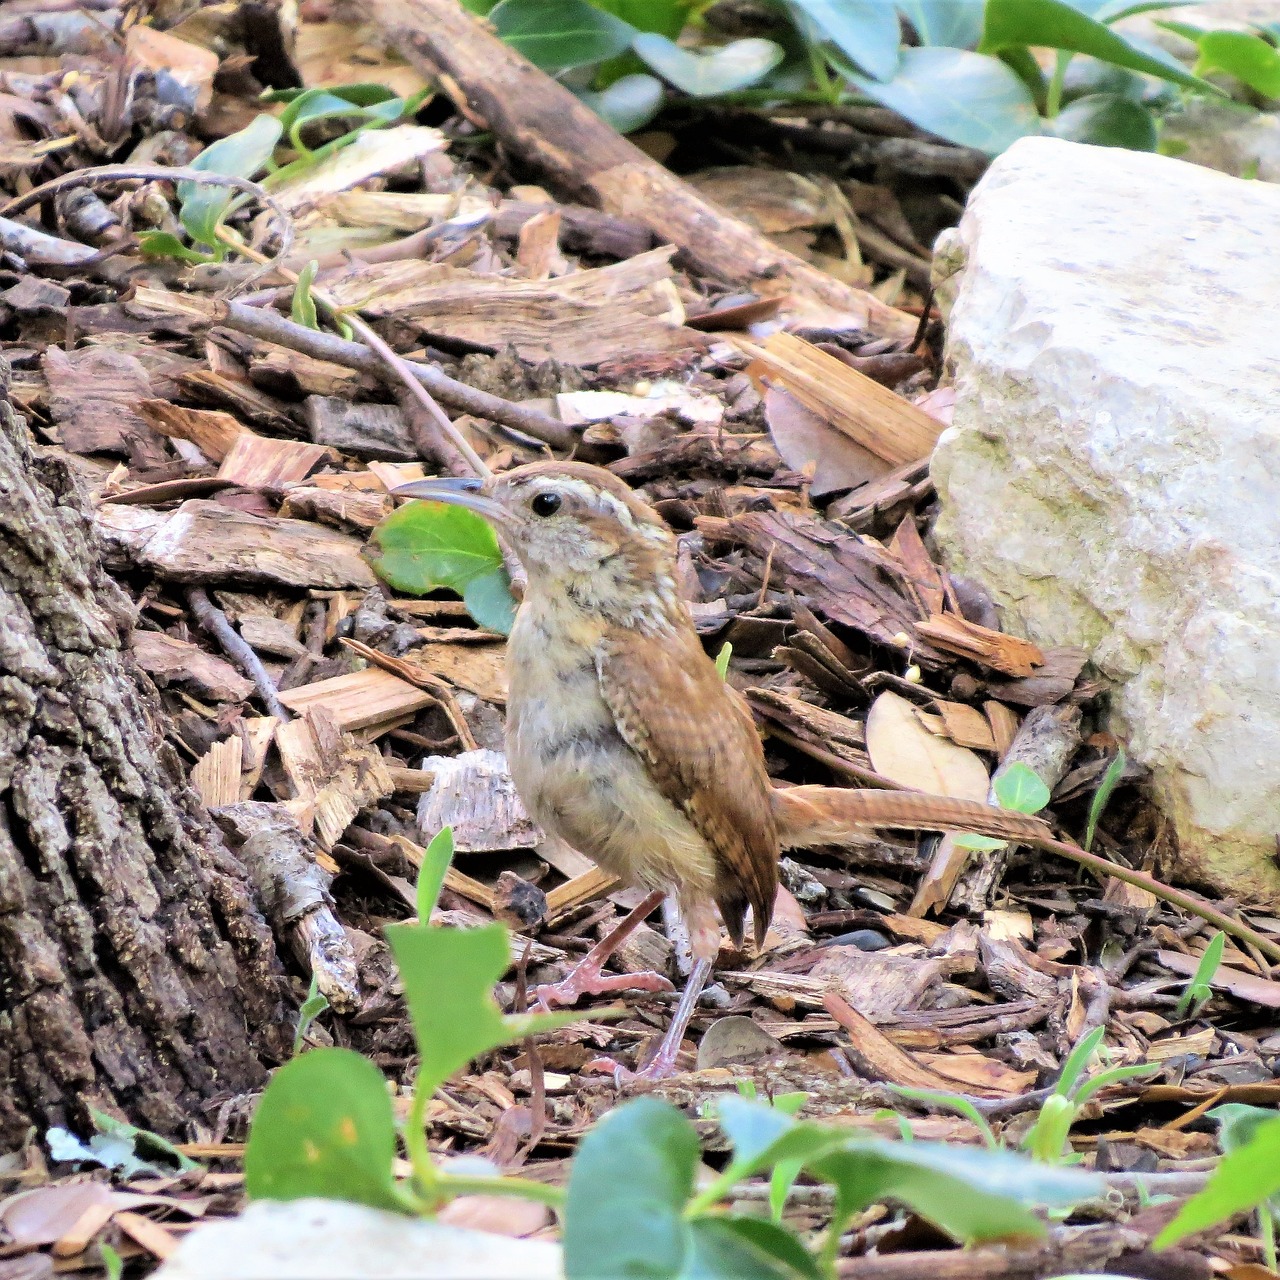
504, 602, 717, 901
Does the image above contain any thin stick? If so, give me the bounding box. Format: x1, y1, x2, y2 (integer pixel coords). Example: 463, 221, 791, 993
221, 234, 490, 478
186, 588, 290, 722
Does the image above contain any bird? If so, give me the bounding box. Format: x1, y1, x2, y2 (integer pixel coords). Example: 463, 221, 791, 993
395, 461, 1052, 1078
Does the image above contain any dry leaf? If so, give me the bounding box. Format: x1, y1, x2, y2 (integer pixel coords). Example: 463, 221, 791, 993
866, 691, 989, 800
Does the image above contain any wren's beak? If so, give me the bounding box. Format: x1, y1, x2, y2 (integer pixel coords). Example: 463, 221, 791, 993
392, 477, 509, 529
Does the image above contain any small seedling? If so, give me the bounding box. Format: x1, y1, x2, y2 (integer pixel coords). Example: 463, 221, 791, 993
1174, 931, 1225, 1020
1085, 749, 1126, 851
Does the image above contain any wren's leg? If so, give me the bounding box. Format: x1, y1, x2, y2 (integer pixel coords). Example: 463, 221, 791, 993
631, 957, 713, 1079
532, 889, 673, 1011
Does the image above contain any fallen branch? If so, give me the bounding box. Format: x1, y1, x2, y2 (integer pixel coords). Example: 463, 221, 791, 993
213, 299, 576, 451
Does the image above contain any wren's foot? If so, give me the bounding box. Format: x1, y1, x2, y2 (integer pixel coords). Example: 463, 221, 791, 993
581, 1046, 686, 1083
533, 963, 674, 1012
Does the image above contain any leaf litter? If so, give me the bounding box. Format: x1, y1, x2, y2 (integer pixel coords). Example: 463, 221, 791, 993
0, 3, 1277, 1278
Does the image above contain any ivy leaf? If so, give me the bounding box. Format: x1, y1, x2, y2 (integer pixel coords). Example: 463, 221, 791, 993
840, 47, 1041, 155
244, 1048, 402, 1211
179, 113, 282, 252
687, 1217, 820, 1279
788, 0, 901, 82
1192, 29, 1280, 97
491, 0, 636, 72
369, 499, 515, 635
896, 0, 986, 49
564, 1097, 698, 1279
578, 72, 666, 133
633, 33, 785, 96
993, 762, 1051, 814
981, 0, 1218, 95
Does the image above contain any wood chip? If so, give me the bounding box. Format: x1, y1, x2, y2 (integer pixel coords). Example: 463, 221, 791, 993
739, 332, 941, 467
417, 749, 542, 852
113, 1210, 179, 1260
933, 699, 998, 751
137, 399, 248, 463
216, 434, 333, 488
130, 630, 253, 703
277, 667, 434, 733
191, 735, 244, 808
914, 613, 1044, 678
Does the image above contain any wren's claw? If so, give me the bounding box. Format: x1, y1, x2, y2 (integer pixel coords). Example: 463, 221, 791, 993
532, 965, 674, 1012
581, 1047, 687, 1083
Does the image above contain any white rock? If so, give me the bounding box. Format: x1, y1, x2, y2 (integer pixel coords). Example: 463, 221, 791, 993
931, 136, 1280, 903
154, 1198, 564, 1280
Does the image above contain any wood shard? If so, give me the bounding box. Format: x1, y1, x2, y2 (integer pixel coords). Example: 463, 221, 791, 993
130, 630, 253, 703
110, 499, 375, 589
191, 735, 245, 808
740, 332, 942, 467
417, 749, 543, 852
137, 399, 248, 463
277, 667, 435, 732
322, 247, 703, 366
216, 433, 333, 489
914, 613, 1044, 678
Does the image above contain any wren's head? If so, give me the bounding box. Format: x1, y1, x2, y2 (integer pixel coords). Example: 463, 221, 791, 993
395, 462, 680, 627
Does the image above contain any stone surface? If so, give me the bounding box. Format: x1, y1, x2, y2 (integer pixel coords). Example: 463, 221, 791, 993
931, 136, 1280, 904
154, 1199, 564, 1280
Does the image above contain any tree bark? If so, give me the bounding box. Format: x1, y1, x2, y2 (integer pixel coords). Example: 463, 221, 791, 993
0, 359, 290, 1148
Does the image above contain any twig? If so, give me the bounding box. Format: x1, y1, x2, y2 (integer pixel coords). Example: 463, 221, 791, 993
213, 299, 575, 450
186, 587, 290, 722
0, 165, 294, 293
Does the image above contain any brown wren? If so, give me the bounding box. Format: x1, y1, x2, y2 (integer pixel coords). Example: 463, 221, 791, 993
396, 462, 1049, 1078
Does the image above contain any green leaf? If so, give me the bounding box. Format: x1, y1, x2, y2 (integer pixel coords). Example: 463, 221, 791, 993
244, 1047, 402, 1211
179, 114, 283, 251
491, 0, 636, 72
714, 641, 732, 679
136, 230, 215, 264
1054, 1026, 1105, 1097
812, 1140, 1097, 1244
385, 920, 585, 1097
687, 1217, 820, 1279
993, 762, 1051, 814
896, 0, 986, 49
291, 259, 320, 330
1193, 30, 1280, 97
1155, 1115, 1280, 1248
292, 973, 330, 1055
369, 499, 515, 636
980, 0, 1216, 95
593, 0, 689, 38
841, 47, 1041, 155
633, 33, 786, 96
274, 84, 417, 155
1085, 748, 1125, 850
1210, 1103, 1280, 1155
788, 0, 902, 82
564, 1097, 698, 1279
953, 833, 1007, 851
100, 1244, 123, 1280
889, 1087, 999, 1149
713, 1096, 847, 1189
416, 825, 455, 921
1051, 90, 1156, 148
1174, 931, 1225, 1018
579, 72, 666, 132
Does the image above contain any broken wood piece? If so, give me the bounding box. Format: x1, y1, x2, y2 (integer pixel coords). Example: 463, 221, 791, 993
914, 613, 1044, 678
371, 0, 914, 339
214, 802, 360, 1011
933, 700, 998, 752
191, 735, 244, 808
277, 667, 435, 733
320, 246, 699, 366
740, 333, 941, 467
136, 399, 248, 463
216, 433, 333, 489
544, 866, 621, 926
824, 992, 1006, 1097
417, 749, 543, 852
274, 707, 395, 850
130, 629, 253, 704
97, 499, 376, 590
306, 395, 417, 462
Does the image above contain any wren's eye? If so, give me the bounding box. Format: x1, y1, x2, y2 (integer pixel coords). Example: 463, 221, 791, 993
530, 491, 562, 518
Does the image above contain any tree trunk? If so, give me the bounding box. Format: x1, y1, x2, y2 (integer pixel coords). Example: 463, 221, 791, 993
0, 359, 290, 1148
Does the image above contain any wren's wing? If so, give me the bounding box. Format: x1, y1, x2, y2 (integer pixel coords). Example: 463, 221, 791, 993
597, 622, 778, 948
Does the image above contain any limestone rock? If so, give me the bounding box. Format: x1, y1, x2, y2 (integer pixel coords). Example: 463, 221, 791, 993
154, 1198, 564, 1279
931, 136, 1280, 904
